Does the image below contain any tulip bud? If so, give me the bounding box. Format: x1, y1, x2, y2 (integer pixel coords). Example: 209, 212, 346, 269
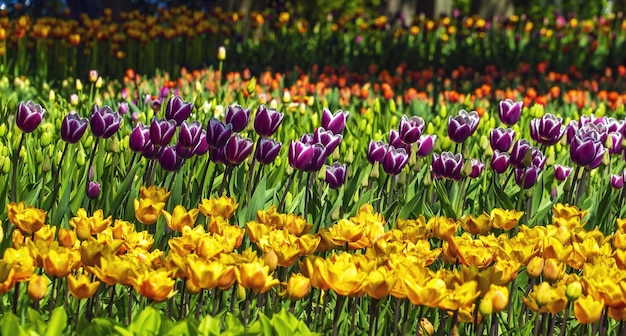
49, 90, 55, 102
419, 318, 434, 336
263, 250, 278, 272
217, 46, 226, 61
76, 149, 86, 166
42, 156, 51, 173
237, 284, 246, 300
28, 275, 49, 301
95, 77, 103, 89
76, 79, 83, 91
0, 123, 6, 137
1, 156, 10, 174
40, 132, 52, 147
87, 181, 101, 200
566, 281, 582, 301
526, 256, 544, 278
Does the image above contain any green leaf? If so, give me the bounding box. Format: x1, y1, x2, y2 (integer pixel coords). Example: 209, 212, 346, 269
197, 314, 221, 336
224, 313, 244, 333
24, 179, 43, 206
109, 163, 142, 214
129, 306, 161, 336
1, 313, 26, 336
163, 320, 197, 336
492, 174, 515, 210
44, 307, 68, 336
433, 180, 457, 219
240, 177, 266, 226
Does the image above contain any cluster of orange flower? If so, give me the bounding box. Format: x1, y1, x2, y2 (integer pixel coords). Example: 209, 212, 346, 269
1, 186, 626, 327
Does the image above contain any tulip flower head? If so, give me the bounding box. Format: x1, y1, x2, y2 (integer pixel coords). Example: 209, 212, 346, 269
86, 181, 101, 200
570, 129, 606, 169
255, 138, 282, 165
177, 120, 203, 149
417, 135, 437, 157
117, 102, 129, 115
158, 145, 184, 172
431, 152, 463, 180
224, 134, 254, 166
530, 113, 565, 146
448, 109, 480, 143
288, 140, 315, 171
367, 140, 388, 164
206, 118, 233, 149
325, 162, 347, 189
165, 95, 193, 125
313, 127, 343, 156
254, 105, 284, 137
498, 99, 523, 126
398, 115, 425, 144
553, 164, 572, 182
321, 108, 349, 134
90, 104, 122, 139
489, 127, 515, 152
61, 112, 89, 144
150, 117, 177, 147
224, 104, 251, 132
382, 146, 409, 175
16, 100, 46, 133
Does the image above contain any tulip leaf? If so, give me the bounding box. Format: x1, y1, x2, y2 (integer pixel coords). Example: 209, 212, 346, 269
224, 313, 244, 333
52, 175, 74, 226
24, 179, 43, 206
163, 321, 197, 336
129, 306, 161, 335
240, 176, 266, 226
1, 313, 26, 336
492, 174, 514, 210
44, 307, 68, 336
198, 314, 221, 336
110, 163, 142, 215
433, 180, 457, 219
398, 191, 423, 219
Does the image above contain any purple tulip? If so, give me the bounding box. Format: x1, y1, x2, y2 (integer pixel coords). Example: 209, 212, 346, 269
325, 162, 347, 189
398, 115, 425, 144
129, 122, 152, 153
193, 130, 209, 156
288, 140, 315, 171
86, 181, 101, 199
225, 104, 251, 132
16, 101, 46, 133
175, 143, 196, 160
553, 164, 572, 182
468, 159, 485, 178
490, 127, 515, 152
530, 147, 547, 170
164, 96, 193, 125
150, 118, 177, 147
177, 120, 203, 149
498, 99, 523, 126
382, 146, 409, 175
314, 127, 342, 156
142, 143, 162, 160
210, 147, 227, 164
367, 140, 388, 164
490, 150, 510, 174
565, 120, 579, 144
61, 113, 89, 144
448, 109, 480, 143
304, 144, 328, 172
389, 129, 410, 151
570, 132, 606, 169
607, 132, 623, 155
159, 145, 184, 171
431, 152, 463, 180
224, 134, 254, 166
611, 174, 624, 189
206, 118, 233, 149
510, 139, 532, 169
321, 108, 349, 134
300, 133, 314, 144
530, 113, 565, 146
90, 104, 122, 139
417, 135, 437, 157
118, 102, 129, 115
254, 105, 284, 137
255, 138, 282, 165
514, 166, 541, 189
159, 86, 169, 99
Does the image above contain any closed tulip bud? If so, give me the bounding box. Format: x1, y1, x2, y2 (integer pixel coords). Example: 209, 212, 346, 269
526, 256, 544, 278
254, 105, 284, 137
88, 70, 98, 83
165, 96, 193, 125
448, 109, 480, 143
255, 138, 282, 165
217, 46, 226, 61
542, 258, 565, 282
117, 102, 129, 115
42, 156, 51, 173
566, 281, 582, 301
382, 146, 409, 175
150, 117, 177, 147
2, 156, 10, 173
90, 104, 122, 139
49, 90, 55, 102
0, 123, 6, 137
28, 275, 49, 301
321, 108, 350, 135
325, 162, 347, 189
288, 140, 315, 170
224, 134, 254, 166
553, 164, 572, 182
95, 77, 103, 89
61, 113, 89, 144
86, 181, 101, 200
224, 104, 251, 132
40, 132, 52, 147
206, 118, 232, 149
263, 250, 278, 272
158, 145, 184, 172
498, 99, 523, 126
129, 122, 151, 153
611, 174, 624, 189
76, 79, 83, 91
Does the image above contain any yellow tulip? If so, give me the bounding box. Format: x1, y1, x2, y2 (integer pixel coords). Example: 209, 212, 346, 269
574, 295, 605, 324
67, 274, 100, 299
490, 208, 523, 231
6, 201, 47, 235
57, 228, 77, 248
133, 198, 166, 225
186, 256, 235, 290
43, 248, 76, 277
235, 261, 279, 293
198, 196, 238, 219
459, 213, 491, 235
363, 268, 397, 299
128, 269, 176, 302
162, 205, 199, 232
139, 185, 171, 203
282, 273, 310, 301
27, 275, 49, 301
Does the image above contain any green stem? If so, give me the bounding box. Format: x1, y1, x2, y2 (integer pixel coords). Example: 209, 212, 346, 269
10, 132, 24, 202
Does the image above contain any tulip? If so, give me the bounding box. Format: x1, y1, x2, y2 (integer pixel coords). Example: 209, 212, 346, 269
325, 162, 347, 189
27, 275, 49, 301
254, 105, 284, 137
43, 248, 74, 277
90, 104, 122, 139
417, 135, 437, 157
288, 140, 315, 170
514, 166, 542, 189
88, 70, 98, 83
611, 174, 624, 189
187, 257, 236, 290
553, 164, 572, 182
162, 205, 200, 232
224, 104, 251, 132
448, 109, 480, 143
304, 144, 328, 172
255, 138, 282, 165
283, 273, 311, 301
129, 269, 176, 302
198, 196, 239, 219
607, 131, 622, 155
217, 46, 226, 61
60, 113, 89, 144
321, 108, 350, 135
210, 148, 227, 164
134, 198, 166, 225
150, 117, 177, 147
68, 274, 100, 299
489, 127, 515, 152
235, 261, 280, 293
117, 102, 129, 115
431, 152, 463, 180
158, 145, 184, 172
206, 118, 232, 149
530, 113, 565, 146
574, 295, 605, 324
16, 100, 46, 133
193, 130, 209, 156
177, 120, 203, 149
6, 201, 47, 235
300, 133, 314, 144
382, 146, 409, 175
498, 99, 523, 126
314, 127, 342, 156
86, 181, 101, 199
164, 95, 193, 125
224, 134, 254, 166
570, 132, 605, 169
389, 129, 410, 151
467, 159, 484, 178
509, 139, 532, 168
398, 115, 425, 144
367, 140, 388, 164
141, 144, 162, 160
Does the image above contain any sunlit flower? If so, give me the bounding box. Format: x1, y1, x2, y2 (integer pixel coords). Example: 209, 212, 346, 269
574, 295, 605, 324
67, 273, 100, 299
198, 196, 239, 219
6, 202, 47, 235
133, 198, 166, 225
162, 205, 200, 232
129, 269, 176, 302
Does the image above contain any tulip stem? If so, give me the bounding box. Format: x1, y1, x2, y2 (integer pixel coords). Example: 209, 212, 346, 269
10, 132, 24, 202
218, 166, 233, 197
245, 139, 260, 203
195, 289, 204, 320
332, 295, 346, 336
278, 172, 297, 212
559, 304, 570, 336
